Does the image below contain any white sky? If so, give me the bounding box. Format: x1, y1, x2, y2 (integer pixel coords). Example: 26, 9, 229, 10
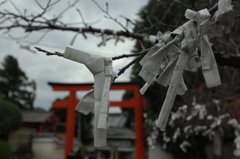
0, 0, 148, 110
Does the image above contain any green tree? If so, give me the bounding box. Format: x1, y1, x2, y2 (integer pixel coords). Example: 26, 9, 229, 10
0, 139, 11, 159
0, 99, 22, 140
0, 55, 36, 110
129, 0, 240, 158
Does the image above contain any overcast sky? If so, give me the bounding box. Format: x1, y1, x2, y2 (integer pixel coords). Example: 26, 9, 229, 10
0, 0, 148, 110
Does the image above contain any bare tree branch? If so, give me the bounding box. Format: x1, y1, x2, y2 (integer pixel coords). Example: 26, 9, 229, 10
119, 15, 138, 30
34, 0, 45, 10
0, 0, 7, 6
55, 0, 79, 19
161, 0, 176, 21
32, 0, 59, 21
215, 53, 240, 68
76, 8, 88, 27
0, 0, 240, 70
8, 32, 31, 40
34, 46, 149, 60
91, 0, 129, 31
35, 47, 63, 57
174, 0, 193, 9
112, 48, 149, 60
117, 53, 145, 76
9, 0, 22, 15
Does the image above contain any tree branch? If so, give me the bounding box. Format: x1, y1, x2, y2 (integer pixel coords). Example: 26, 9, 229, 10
35, 47, 63, 57
1, 0, 240, 70
117, 54, 145, 77
91, 0, 129, 31
34, 46, 150, 61
0, 23, 149, 41
215, 53, 240, 68
112, 48, 149, 60
34, 46, 149, 78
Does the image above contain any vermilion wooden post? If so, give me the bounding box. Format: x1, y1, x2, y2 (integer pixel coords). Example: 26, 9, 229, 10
135, 87, 145, 159
49, 82, 145, 159
65, 90, 77, 159
51, 89, 79, 159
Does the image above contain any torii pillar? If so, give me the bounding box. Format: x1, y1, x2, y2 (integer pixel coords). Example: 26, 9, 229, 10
48, 82, 145, 159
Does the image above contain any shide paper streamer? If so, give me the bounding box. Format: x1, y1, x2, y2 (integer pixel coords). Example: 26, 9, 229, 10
139, 0, 233, 130
75, 90, 94, 115
57, 0, 235, 148
229, 119, 240, 157
63, 47, 117, 147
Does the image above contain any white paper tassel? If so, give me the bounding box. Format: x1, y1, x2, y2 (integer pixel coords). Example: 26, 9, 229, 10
75, 90, 94, 115
63, 47, 116, 147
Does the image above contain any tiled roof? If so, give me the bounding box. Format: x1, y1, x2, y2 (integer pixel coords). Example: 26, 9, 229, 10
22, 111, 51, 123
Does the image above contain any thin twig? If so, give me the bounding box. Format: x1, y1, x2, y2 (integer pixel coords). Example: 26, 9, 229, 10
119, 15, 136, 28
139, 40, 146, 50
35, 46, 150, 60
56, 0, 79, 19
31, 0, 55, 21
50, 0, 60, 6
9, 0, 22, 15
35, 0, 44, 10
0, 0, 7, 6
8, 32, 31, 40
0, 22, 148, 41
91, 0, 128, 31
174, 0, 193, 9
117, 54, 145, 76
161, 0, 176, 21
112, 48, 150, 60
76, 8, 88, 26
209, 3, 218, 14
35, 47, 63, 56
31, 30, 49, 44
34, 46, 149, 77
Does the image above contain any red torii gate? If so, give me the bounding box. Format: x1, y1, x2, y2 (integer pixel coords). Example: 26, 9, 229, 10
48, 82, 145, 159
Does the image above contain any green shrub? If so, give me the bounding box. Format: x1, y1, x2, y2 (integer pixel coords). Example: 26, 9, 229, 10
0, 99, 22, 139
0, 140, 11, 159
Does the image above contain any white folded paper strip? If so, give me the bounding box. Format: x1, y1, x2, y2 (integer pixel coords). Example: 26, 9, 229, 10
185, 8, 221, 88
156, 21, 196, 130
64, 47, 116, 147
214, 0, 233, 23
139, 32, 184, 95
139, 0, 234, 130
75, 90, 94, 115
59, 0, 235, 148
180, 141, 191, 153
228, 119, 240, 157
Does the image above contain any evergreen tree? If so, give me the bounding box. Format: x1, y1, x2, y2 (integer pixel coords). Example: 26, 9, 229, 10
128, 0, 240, 158
0, 55, 36, 110
0, 99, 22, 140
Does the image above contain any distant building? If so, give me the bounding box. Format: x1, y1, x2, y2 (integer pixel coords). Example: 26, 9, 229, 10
22, 110, 58, 133
8, 110, 59, 159
80, 108, 136, 159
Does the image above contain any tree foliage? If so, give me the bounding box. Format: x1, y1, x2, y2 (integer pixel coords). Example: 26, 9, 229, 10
0, 55, 36, 110
0, 99, 22, 140
0, 139, 11, 159
129, 0, 240, 158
